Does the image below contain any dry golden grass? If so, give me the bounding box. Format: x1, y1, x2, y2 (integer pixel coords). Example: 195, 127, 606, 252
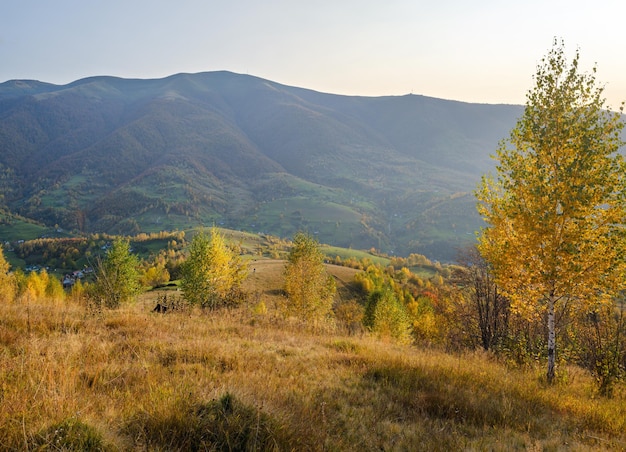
1, 270, 626, 450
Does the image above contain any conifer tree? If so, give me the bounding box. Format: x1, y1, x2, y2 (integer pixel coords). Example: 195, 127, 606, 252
476, 39, 626, 383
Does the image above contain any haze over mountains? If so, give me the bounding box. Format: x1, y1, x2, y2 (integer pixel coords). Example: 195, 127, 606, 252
0, 71, 523, 261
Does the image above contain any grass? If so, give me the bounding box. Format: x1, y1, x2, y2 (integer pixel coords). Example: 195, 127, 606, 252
321, 245, 390, 266
243, 196, 371, 249
2, 287, 626, 451
0, 212, 49, 243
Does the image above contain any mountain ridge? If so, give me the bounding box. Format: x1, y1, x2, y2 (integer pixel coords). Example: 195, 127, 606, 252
0, 71, 524, 261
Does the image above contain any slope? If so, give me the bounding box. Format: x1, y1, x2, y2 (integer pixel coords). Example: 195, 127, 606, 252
0, 71, 523, 261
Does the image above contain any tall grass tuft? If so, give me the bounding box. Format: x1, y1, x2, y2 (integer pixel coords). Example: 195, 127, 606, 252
125, 393, 295, 451
28, 418, 113, 451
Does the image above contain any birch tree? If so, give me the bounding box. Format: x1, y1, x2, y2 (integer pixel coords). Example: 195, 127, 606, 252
180, 228, 248, 309
476, 39, 626, 383
92, 239, 141, 308
0, 244, 16, 303
283, 232, 336, 324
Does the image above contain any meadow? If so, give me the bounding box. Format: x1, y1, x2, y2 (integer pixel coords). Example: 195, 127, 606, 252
1, 261, 626, 451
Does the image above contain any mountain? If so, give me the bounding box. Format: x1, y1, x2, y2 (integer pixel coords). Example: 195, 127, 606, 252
0, 71, 523, 261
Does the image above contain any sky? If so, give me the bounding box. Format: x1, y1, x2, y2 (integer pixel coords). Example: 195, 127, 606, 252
2, 1, 626, 107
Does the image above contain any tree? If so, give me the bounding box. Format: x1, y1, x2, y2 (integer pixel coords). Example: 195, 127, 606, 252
476, 39, 626, 383
573, 297, 626, 396
0, 244, 16, 303
141, 263, 170, 288
25, 270, 48, 300
453, 245, 510, 351
364, 289, 412, 344
180, 228, 248, 309
282, 232, 336, 324
92, 239, 141, 308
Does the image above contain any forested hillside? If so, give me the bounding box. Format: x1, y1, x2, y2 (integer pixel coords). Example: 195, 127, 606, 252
0, 72, 523, 260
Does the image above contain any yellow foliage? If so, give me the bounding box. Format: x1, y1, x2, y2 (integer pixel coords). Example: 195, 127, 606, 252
25, 270, 48, 300
476, 40, 626, 382
0, 244, 16, 303
180, 228, 248, 308
283, 232, 336, 324
253, 300, 267, 316
477, 40, 626, 316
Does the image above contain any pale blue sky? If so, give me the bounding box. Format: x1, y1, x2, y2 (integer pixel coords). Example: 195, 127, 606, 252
2, 1, 625, 107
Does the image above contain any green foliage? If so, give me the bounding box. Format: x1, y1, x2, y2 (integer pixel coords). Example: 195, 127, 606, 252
282, 232, 336, 324
91, 239, 141, 309
354, 263, 450, 344
10, 231, 186, 273
180, 228, 248, 309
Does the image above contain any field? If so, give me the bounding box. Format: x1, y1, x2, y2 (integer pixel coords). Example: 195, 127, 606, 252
0, 212, 50, 243
2, 262, 626, 450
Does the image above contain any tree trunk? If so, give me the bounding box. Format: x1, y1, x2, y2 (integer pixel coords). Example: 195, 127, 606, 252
547, 295, 556, 383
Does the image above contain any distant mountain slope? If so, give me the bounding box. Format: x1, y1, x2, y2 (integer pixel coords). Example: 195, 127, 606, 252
0, 71, 524, 261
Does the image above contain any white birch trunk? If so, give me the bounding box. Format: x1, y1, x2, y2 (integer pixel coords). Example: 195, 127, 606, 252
547, 295, 556, 383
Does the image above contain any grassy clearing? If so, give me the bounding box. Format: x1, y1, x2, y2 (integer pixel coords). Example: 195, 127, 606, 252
0, 213, 49, 243
248, 197, 368, 248
321, 245, 390, 266
1, 285, 625, 450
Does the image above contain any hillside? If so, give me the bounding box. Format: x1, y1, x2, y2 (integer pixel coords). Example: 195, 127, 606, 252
0, 72, 524, 261
2, 270, 625, 450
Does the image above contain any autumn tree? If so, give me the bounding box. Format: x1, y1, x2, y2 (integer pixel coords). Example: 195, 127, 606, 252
180, 228, 248, 309
24, 269, 48, 300
141, 260, 170, 288
364, 288, 412, 344
92, 239, 141, 308
476, 40, 626, 383
282, 232, 336, 324
0, 244, 16, 303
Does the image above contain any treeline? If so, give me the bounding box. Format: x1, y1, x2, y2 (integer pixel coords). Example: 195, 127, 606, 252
12, 230, 186, 271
